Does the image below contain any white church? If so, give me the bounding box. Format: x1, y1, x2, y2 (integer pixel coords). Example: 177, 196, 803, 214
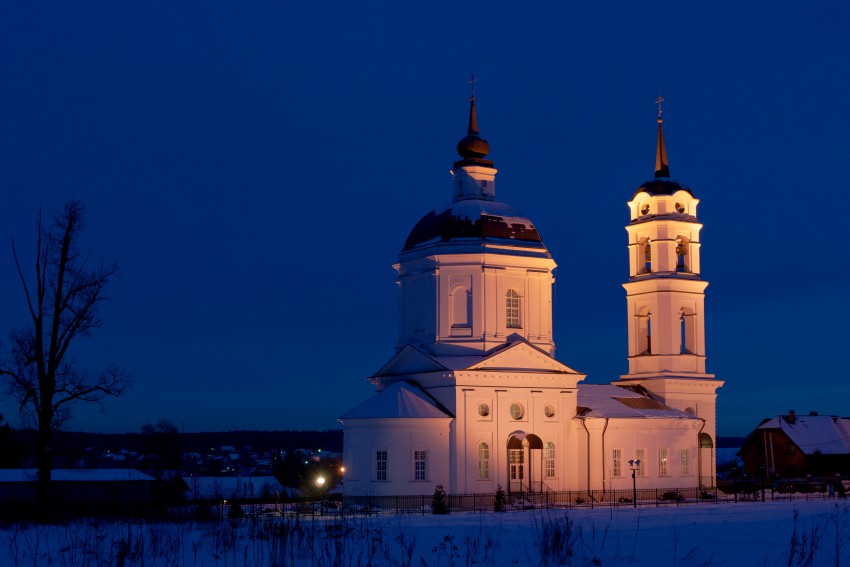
340, 94, 723, 497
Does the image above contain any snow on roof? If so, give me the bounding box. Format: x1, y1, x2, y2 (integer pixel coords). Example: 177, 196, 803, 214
0, 469, 155, 483
185, 475, 295, 499
340, 381, 451, 419
576, 384, 695, 419
758, 415, 850, 455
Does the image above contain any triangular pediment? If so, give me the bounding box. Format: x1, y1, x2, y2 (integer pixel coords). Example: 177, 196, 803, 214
465, 340, 582, 374
372, 345, 448, 378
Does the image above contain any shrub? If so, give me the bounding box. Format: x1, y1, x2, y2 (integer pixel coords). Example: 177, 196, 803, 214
432, 485, 449, 514
227, 501, 244, 519
194, 501, 213, 521
658, 491, 685, 502
494, 485, 506, 512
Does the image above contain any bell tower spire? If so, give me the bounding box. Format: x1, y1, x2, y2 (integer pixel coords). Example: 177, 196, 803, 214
655, 96, 670, 178
452, 77, 496, 201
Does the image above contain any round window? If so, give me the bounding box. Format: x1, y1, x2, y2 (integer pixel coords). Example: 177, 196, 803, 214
477, 403, 490, 417
510, 402, 524, 420
675, 202, 685, 214
641, 204, 650, 215
544, 404, 555, 418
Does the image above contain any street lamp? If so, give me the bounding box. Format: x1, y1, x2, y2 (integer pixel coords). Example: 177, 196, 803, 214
628, 459, 641, 508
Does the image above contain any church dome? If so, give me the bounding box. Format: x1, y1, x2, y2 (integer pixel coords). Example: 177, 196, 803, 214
403, 198, 544, 251
633, 177, 693, 198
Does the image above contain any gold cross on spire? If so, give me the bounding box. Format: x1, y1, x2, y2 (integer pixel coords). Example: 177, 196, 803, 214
655, 95, 664, 119
468, 73, 477, 98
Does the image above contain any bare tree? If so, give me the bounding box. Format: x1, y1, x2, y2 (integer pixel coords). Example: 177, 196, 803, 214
0, 200, 131, 518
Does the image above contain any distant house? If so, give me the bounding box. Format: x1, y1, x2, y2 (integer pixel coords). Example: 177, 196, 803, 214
738, 411, 850, 479
185, 475, 298, 501
0, 469, 156, 515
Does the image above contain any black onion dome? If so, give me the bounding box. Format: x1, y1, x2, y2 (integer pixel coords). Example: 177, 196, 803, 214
633, 177, 693, 198
456, 134, 490, 159
403, 199, 545, 251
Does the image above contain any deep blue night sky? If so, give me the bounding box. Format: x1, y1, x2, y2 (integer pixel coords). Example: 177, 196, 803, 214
1, 2, 848, 436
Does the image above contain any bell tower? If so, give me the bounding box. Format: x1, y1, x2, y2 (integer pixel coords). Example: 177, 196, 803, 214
617, 100, 723, 487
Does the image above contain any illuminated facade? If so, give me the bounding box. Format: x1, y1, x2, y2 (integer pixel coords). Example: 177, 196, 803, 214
340, 96, 722, 496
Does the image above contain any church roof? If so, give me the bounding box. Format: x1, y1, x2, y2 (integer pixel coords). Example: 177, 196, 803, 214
403, 198, 545, 251
371, 338, 582, 378
756, 414, 850, 455
576, 384, 696, 419
339, 381, 452, 420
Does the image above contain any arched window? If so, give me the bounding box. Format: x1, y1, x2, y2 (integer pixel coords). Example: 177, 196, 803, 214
675, 237, 688, 272
680, 308, 695, 354
451, 286, 471, 328
647, 316, 652, 354
506, 289, 521, 329
478, 442, 490, 480
544, 442, 556, 478
636, 308, 651, 355
643, 240, 652, 273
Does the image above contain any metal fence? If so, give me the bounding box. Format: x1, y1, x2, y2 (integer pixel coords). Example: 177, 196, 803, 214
200, 485, 848, 520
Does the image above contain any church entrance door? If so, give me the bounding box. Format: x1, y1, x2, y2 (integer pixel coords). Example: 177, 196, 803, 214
509, 449, 524, 490
507, 433, 543, 495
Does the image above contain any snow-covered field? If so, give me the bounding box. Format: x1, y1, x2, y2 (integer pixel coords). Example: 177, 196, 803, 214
2, 500, 848, 565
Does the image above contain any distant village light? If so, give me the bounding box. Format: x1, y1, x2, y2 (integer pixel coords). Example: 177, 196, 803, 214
315, 476, 326, 487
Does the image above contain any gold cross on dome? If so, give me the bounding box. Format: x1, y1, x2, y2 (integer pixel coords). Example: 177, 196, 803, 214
468, 74, 477, 97
655, 95, 664, 118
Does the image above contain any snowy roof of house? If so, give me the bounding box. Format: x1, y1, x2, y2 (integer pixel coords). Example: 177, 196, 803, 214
0, 469, 156, 483
576, 384, 696, 419
185, 475, 296, 499
757, 415, 850, 455
340, 381, 452, 420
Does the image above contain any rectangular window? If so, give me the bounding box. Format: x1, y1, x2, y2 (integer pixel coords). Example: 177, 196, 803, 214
375, 450, 388, 481
658, 448, 669, 476
506, 290, 521, 329
635, 449, 645, 477
612, 449, 622, 477
414, 450, 427, 481
478, 443, 490, 480
681, 449, 690, 475
544, 443, 556, 479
